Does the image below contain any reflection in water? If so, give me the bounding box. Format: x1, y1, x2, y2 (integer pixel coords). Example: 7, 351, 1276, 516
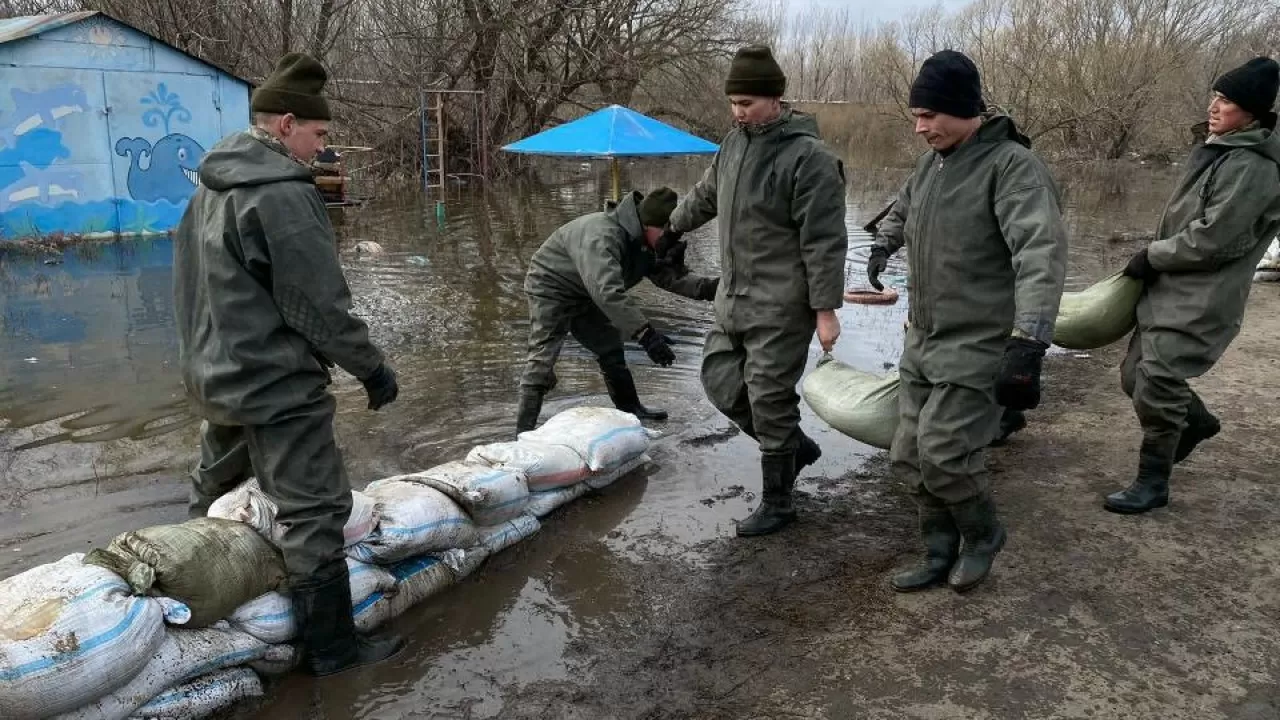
0, 159, 1184, 718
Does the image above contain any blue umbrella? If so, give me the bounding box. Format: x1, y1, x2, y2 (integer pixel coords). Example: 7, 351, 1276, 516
502, 104, 718, 200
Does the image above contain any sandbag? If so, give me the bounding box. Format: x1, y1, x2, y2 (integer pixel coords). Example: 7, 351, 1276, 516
226, 559, 396, 644
519, 407, 651, 472
525, 483, 591, 518
56, 625, 269, 720
400, 461, 530, 526
0, 554, 167, 719
84, 518, 285, 629
248, 645, 296, 676
129, 667, 262, 719
445, 514, 544, 577
802, 355, 900, 450
207, 478, 378, 548
467, 440, 591, 490
1052, 272, 1144, 350
350, 480, 478, 564
1255, 238, 1280, 282
353, 555, 457, 632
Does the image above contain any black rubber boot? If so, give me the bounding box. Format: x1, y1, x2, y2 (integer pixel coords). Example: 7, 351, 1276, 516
736, 451, 797, 537
1174, 394, 1220, 464
293, 564, 405, 677
603, 368, 668, 421
795, 431, 822, 473
515, 388, 544, 435
946, 492, 1008, 594
1104, 442, 1172, 514
890, 497, 960, 592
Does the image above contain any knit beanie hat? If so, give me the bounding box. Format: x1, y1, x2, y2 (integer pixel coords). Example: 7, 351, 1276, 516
1213, 57, 1279, 119
251, 52, 332, 120
638, 187, 677, 228
908, 50, 984, 118
725, 45, 787, 97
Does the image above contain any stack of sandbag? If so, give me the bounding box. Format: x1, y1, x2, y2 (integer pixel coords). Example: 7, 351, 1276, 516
207, 478, 378, 548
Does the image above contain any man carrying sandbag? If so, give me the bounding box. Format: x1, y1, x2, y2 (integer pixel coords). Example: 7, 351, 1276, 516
866, 51, 1068, 592
517, 187, 718, 433
1107, 57, 1280, 514
173, 52, 402, 674
665, 45, 848, 537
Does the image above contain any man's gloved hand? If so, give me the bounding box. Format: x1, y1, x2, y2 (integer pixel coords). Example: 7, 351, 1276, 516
1122, 248, 1158, 283
656, 226, 684, 258
696, 276, 719, 302
361, 363, 400, 410
995, 337, 1047, 411
636, 324, 675, 367
867, 246, 891, 291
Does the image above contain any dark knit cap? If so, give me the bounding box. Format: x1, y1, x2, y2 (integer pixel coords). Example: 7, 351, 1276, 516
251, 52, 332, 120
908, 50, 984, 119
638, 187, 677, 228
1213, 57, 1279, 119
725, 45, 787, 97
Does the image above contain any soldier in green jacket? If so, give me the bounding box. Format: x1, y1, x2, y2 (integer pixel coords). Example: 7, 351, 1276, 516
516, 188, 718, 433
173, 53, 402, 675
1107, 57, 1280, 514
667, 46, 849, 537
867, 51, 1068, 593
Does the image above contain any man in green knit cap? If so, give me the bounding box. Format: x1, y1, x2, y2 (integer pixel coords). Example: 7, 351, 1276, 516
666, 45, 849, 537
173, 52, 402, 675
517, 187, 718, 433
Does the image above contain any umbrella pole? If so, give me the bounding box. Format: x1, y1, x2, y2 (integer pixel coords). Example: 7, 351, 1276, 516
611, 157, 621, 202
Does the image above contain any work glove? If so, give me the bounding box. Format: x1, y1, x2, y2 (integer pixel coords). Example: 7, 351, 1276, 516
867, 246, 891, 291
361, 363, 400, 410
1122, 248, 1158, 283
696, 276, 719, 302
995, 337, 1047, 411
656, 226, 684, 255
636, 324, 675, 367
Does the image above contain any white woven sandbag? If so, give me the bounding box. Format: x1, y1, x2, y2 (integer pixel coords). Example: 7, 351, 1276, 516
0, 554, 166, 719
226, 559, 396, 644
207, 479, 378, 548
353, 554, 456, 632
350, 480, 477, 564
518, 407, 651, 472
397, 462, 529, 526
129, 667, 262, 719
466, 440, 590, 490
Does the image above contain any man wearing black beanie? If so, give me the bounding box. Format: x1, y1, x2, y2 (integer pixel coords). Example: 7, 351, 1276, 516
867, 49, 1068, 594
1107, 56, 1280, 514
516, 187, 718, 433
666, 45, 849, 538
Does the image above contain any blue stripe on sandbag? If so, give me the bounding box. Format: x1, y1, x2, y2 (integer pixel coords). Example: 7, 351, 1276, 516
0, 596, 151, 680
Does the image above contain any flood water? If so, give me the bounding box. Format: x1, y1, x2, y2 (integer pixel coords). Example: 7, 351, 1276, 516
0, 158, 1181, 718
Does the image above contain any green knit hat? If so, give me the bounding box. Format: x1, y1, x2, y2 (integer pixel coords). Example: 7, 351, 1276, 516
251, 52, 332, 120
638, 187, 677, 227
725, 45, 786, 97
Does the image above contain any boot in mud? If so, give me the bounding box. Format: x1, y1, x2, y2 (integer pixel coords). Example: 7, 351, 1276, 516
603, 368, 667, 421
293, 563, 405, 677
1104, 441, 1172, 514
946, 492, 1007, 593
891, 496, 960, 592
736, 451, 797, 537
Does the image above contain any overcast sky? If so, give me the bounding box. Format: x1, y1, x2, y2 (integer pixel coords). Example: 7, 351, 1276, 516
783, 0, 971, 24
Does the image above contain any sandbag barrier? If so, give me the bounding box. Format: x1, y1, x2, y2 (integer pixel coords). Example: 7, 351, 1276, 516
0, 408, 653, 720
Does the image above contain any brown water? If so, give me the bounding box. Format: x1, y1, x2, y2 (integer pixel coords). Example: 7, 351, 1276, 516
0, 159, 1182, 717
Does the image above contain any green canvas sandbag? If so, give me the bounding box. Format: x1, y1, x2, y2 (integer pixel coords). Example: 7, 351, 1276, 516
1052, 272, 1143, 350
801, 354, 900, 450
85, 517, 285, 628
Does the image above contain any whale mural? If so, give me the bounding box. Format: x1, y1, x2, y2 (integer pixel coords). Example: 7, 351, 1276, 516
114, 134, 204, 204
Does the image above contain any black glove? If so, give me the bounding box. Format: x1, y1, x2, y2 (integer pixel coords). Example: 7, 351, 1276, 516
361, 363, 400, 410
867, 246, 891, 291
696, 276, 719, 302
995, 338, 1046, 411
1122, 248, 1158, 282
636, 325, 675, 367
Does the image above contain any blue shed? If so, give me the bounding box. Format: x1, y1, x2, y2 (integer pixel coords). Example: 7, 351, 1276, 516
0, 11, 252, 240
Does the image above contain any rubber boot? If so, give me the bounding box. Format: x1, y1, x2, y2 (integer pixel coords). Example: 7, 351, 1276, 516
515, 387, 544, 435
946, 492, 1008, 593
890, 496, 960, 592
603, 368, 668, 421
1174, 394, 1220, 464
293, 564, 405, 677
736, 451, 797, 537
1104, 441, 1172, 514
795, 431, 822, 473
